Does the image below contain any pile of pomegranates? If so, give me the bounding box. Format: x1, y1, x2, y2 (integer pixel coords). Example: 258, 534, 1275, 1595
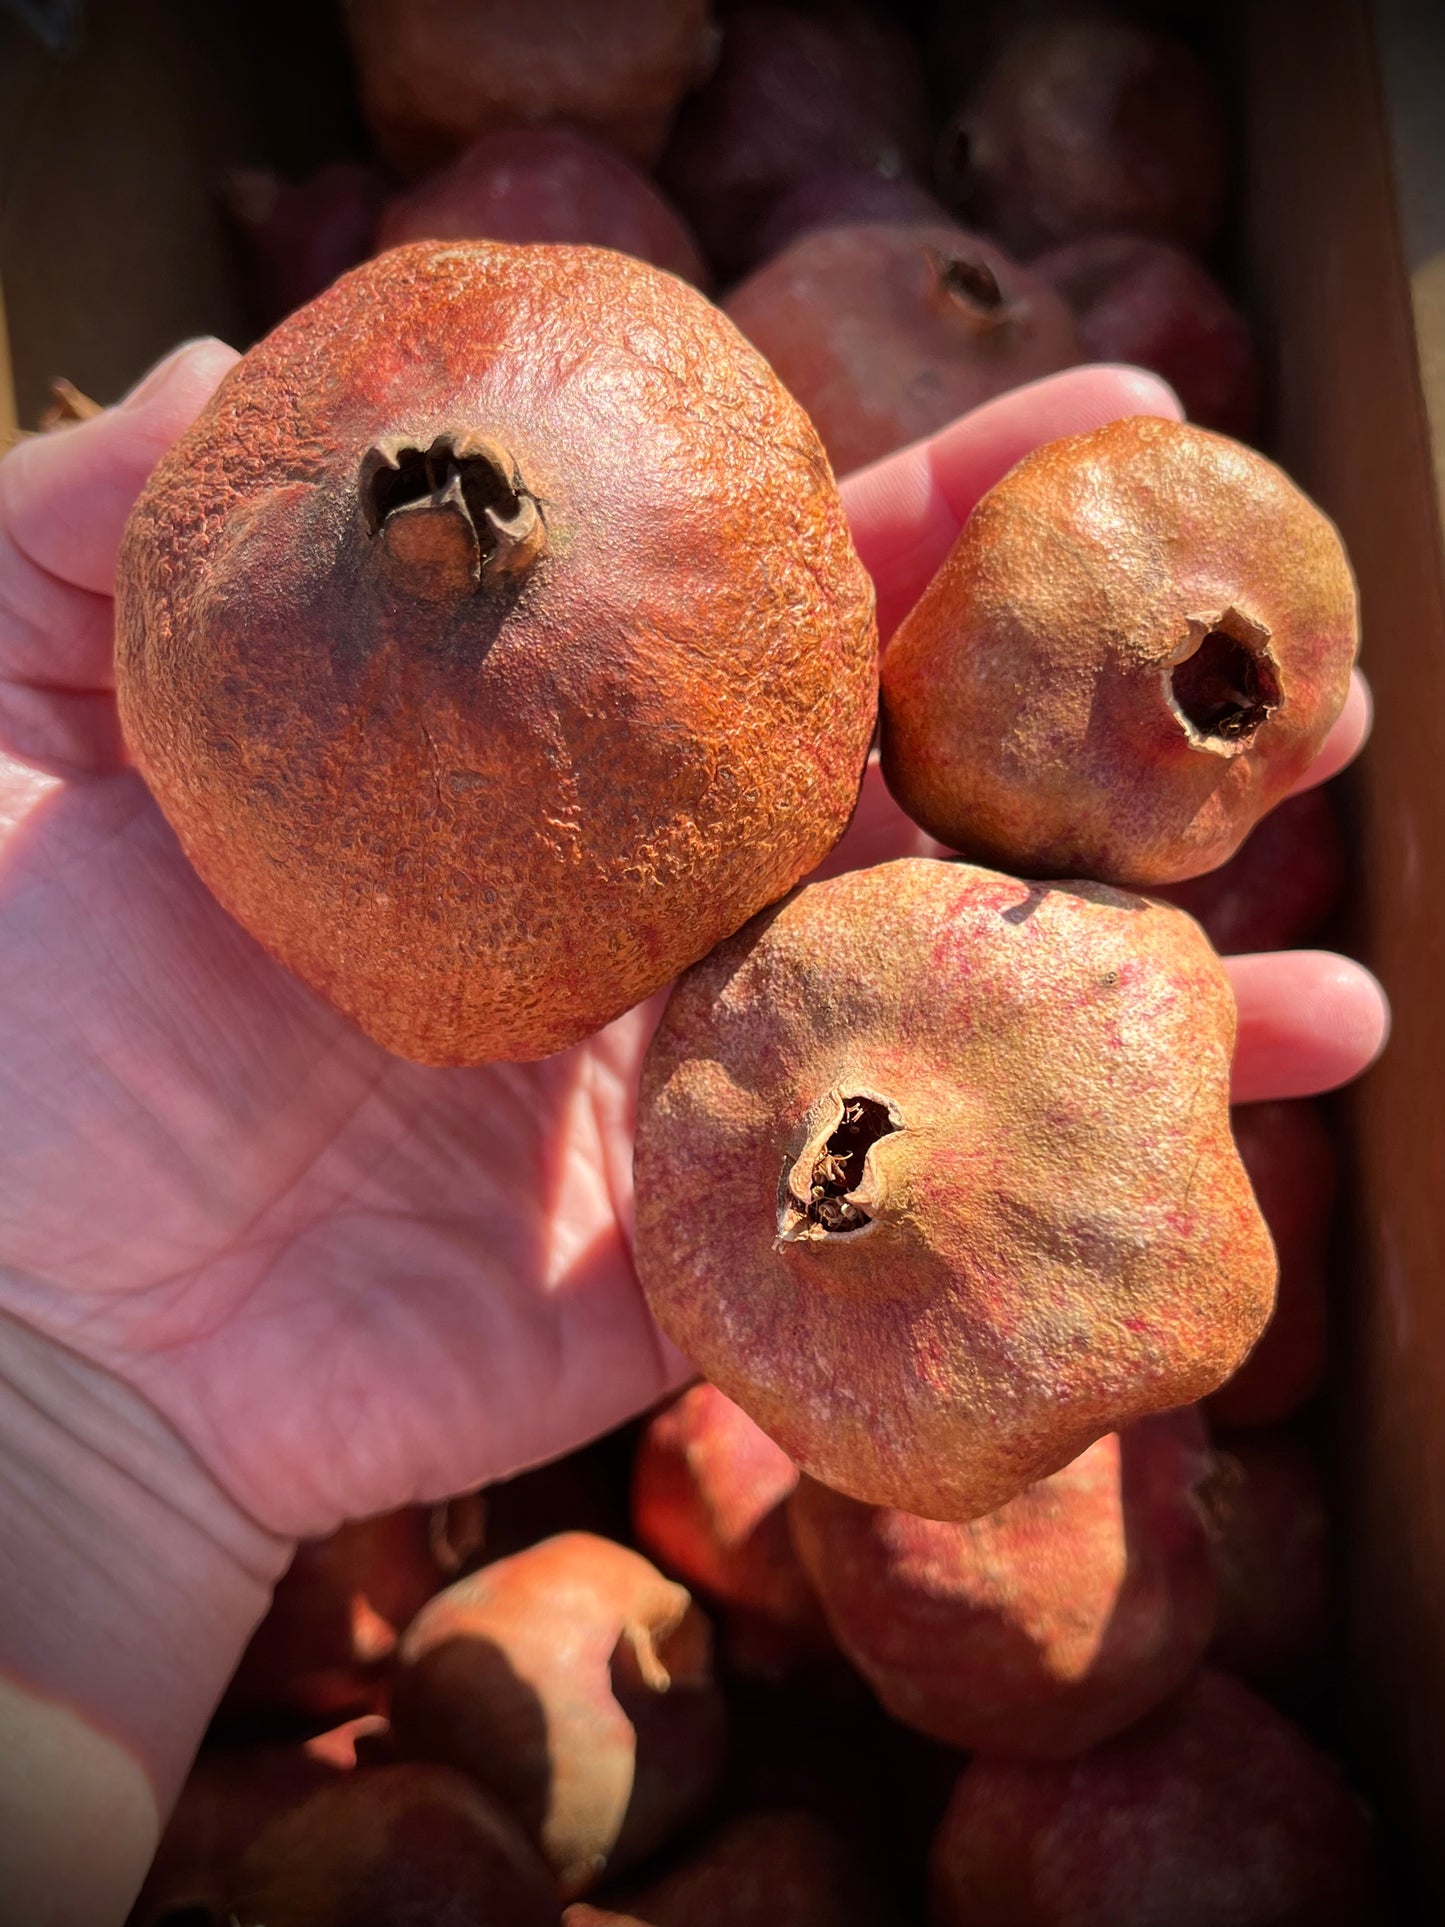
118, 2, 1384, 1922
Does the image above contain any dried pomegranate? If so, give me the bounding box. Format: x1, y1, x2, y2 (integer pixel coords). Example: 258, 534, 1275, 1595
945, 19, 1228, 254
789, 1410, 1219, 1756
390, 1532, 725, 1897
1034, 233, 1261, 439
928, 1670, 1380, 1926
229, 1763, 559, 1926
116, 242, 877, 1065
634, 858, 1275, 1522
632, 1383, 831, 1675
880, 416, 1358, 887
1208, 1101, 1336, 1427
724, 221, 1082, 474
659, 3, 928, 276
375, 129, 706, 286
343, 0, 716, 175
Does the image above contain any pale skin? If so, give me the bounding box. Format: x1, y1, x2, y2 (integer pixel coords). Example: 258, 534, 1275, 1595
0, 345, 1387, 1922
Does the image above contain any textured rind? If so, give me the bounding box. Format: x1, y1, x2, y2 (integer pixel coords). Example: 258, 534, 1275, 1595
880, 416, 1359, 887
343, 0, 714, 175
115, 241, 877, 1064
724, 221, 1082, 476
633, 857, 1276, 1523
928, 1670, 1381, 1927
788, 1410, 1218, 1757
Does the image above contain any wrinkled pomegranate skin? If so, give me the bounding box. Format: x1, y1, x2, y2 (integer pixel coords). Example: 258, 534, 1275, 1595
881, 417, 1359, 888
344, 0, 716, 175
390, 1532, 725, 1897
1209, 1433, 1332, 1695
1034, 233, 1261, 440
230, 1763, 559, 1927
632, 1383, 830, 1668
376, 128, 707, 287
1154, 785, 1346, 954
725, 221, 1082, 475
116, 242, 877, 1066
789, 1411, 1218, 1756
659, 4, 928, 277
634, 858, 1275, 1523
953, 20, 1228, 255
928, 1670, 1381, 1927
1208, 1101, 1335, 1428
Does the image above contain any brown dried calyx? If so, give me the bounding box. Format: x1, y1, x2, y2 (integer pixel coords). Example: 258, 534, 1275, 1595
1166, 607, 1281, 751
361, 433, 546, 584
779, 1092, 900, 1239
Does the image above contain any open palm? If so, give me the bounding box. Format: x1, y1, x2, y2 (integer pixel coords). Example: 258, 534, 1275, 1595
0, 344, 1386, 1550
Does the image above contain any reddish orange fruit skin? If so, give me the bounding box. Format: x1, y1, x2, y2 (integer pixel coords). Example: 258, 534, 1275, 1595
634, 857, 1277, 1523
880, 416, 1359, 887
116, 242, 877, 1065
343, 0, 716, 175
376, 128, 707, 287
632, 1383, 831, 1672
230, 1762, 559, 1927
1153, 785, 1346, 954
928, 1670, 1381, 1927
390, 1532, 725, 1898
789, 1410, 1218, 1757
1207, 1101, 1336, 1428
725, 222, 1082, 475
953, 20, 1228, 255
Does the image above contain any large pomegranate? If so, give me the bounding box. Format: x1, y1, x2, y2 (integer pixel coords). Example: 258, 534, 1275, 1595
116, 242, 877, 1065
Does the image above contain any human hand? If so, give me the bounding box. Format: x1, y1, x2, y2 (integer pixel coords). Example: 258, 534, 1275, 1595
0, 347, 1386, 1832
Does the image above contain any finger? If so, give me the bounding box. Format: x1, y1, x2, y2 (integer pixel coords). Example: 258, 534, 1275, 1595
0, 340, 237, 779
0, 339, 239, 597
841, 365, 1184, 640
1226, 950, 1389, 1103
1289, 669, 1371, 793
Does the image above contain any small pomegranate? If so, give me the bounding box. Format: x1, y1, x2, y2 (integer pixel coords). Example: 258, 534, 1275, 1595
1209, 1433, 1332, 1695
659, 4, 928, 277
788, 1410, 1219, 1756
880, 416, 1359, 887
343, 0, 717, 176
116, 243, 877, 1065
928, 1670, 1380, 1926
751, 167, 950, 265
631, 1383, 831, 1675
595, 1810, 899, 1926
223, 1497, 483, 1717
223, 163, 384, 326
375, 129, 707, 286
724, 222, 1082, 474
634, 858, 1276, 1522
1034, 233, 1261, 439
944, 19, 1229, 255
1154, 784, 1347, 955
229, 1762, 559, 1926
1207, 1100, 1336, 1429
390, 1532, 726, 1897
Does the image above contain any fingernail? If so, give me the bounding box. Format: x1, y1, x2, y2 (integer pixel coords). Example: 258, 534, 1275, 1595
120, 338, 230, 410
